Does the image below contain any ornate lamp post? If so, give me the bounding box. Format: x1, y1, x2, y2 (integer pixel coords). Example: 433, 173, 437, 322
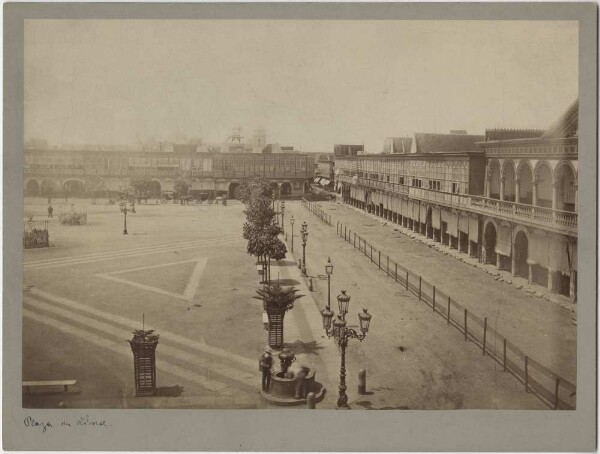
290, 216, 295, 253
301, 221, 308, 276
123, 204, 129, 235
321, 290, 372, 408
281, 201, 286, 233
325, 257, 334, 310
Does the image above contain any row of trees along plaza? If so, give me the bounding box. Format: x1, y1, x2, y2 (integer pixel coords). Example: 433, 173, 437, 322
237, 177, 301, 350
238, 177, 373, 408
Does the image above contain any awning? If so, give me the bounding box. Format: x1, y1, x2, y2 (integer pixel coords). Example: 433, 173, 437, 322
468, 216, 479, 242
528, 230, 549, 268
549, 235, 571, 274
441, 210, 458, 237
458, 215, 469, 234
420, 204, 428, 223
495, 223, 512, 257
432, 207, 441, 229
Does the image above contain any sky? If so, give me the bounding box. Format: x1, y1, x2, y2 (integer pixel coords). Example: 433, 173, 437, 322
24, 20, 578, 153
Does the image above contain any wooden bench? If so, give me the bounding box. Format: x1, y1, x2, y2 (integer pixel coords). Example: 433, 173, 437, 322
23, 380, 77, 393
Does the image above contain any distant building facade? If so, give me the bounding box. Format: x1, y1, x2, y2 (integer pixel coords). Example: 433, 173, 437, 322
24, 148, 315, 199
336, 100, 578, 300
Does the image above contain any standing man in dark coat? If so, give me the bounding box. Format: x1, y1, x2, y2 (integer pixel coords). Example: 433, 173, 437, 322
259, 351, 273, 392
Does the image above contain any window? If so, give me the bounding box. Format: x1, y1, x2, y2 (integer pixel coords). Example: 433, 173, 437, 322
399, 176, 405, 185
452, 182, 460, 194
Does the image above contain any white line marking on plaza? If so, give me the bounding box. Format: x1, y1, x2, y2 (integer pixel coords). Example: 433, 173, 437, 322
95, 257, 208, 302
23, 307, 242, 397
23, 230, 240, 266
24, 236, 242, 270
26, 287, 257, 371
24, 298, 258, 387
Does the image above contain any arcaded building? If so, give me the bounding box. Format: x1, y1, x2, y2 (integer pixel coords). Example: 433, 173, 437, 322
24, 148, 315, 200
336, 100, 578, 300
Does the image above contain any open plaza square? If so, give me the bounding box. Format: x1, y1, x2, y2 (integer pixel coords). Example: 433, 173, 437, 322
22, 196, 577, 409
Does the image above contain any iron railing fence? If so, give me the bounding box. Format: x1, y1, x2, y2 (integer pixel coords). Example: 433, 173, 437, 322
298, 199, 577, 411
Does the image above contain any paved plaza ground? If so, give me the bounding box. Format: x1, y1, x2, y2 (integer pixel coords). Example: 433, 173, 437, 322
302, 200, 577, 385
22, 198, 554, 409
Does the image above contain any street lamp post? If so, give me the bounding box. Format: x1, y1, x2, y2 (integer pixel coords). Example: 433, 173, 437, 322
321, 290, 372, 408
122, 205, 129, 235
290, 216, 295, 253
281, 201, 285, 234
301, 221, 308, 276
325, 257, 334, 310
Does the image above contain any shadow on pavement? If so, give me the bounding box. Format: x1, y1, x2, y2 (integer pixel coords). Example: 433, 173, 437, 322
285, 340, 326, 355
157, 385, 184, 397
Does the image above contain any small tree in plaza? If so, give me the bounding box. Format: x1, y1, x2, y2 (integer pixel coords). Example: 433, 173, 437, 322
254, 283, 304, 349
236, 176, 272, 205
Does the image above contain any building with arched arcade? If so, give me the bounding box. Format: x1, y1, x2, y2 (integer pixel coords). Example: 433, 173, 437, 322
24, 149, 315, 200
336, 99, 578, 300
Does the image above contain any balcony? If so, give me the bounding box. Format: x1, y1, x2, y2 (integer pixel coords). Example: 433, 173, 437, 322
470, 196, 577, 234
357, 178, 409, 195
406, 186, 577, 235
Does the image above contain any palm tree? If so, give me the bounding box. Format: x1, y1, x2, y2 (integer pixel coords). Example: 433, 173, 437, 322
254, 283, 304, 349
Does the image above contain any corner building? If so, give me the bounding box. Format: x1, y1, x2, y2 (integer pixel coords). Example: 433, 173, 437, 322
336, 100, 578, 300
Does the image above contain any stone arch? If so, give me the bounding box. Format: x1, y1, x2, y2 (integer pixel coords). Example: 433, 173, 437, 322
488, 159, 501, 199
502, 160, 516, 202
270, 182, 280, 197
483, 219, 498, 265
554, 160, 577, 212
148, 180, 162, 197
25, 179, 40, 197
41, 179, 58, 197
516, 161, 534, 205
280, 182, 292, 197
534, 161, 553, 208
228, 181, 240, 199
513, 229, 529, 278
63, 179, 85, 196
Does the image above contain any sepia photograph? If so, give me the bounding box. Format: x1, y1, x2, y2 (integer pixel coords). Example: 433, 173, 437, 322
4, 3, 598, 451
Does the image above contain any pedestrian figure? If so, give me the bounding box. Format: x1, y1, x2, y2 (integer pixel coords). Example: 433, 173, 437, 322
259, 351, 273, 392
294, 366, 310, 399
47, 205, 53, 218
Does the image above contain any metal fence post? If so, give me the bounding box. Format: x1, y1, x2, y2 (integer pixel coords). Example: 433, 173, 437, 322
483, 318, 488, 355
370, 245, 373, 262
405, 271, 409, 290
387, 256, 389, 275
354, 233, 356, 248
378, 251, 381, 270
344, 226, 347, 241
525, 356, 529, 392
464, 309, 468, 340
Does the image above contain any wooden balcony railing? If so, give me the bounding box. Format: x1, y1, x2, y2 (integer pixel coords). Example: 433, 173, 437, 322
345, 179, 578, 234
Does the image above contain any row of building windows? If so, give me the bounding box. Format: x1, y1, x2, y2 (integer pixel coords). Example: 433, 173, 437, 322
24, 154, 311, 175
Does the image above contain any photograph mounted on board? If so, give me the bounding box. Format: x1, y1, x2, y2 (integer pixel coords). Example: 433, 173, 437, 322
22, 19, 578, 411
